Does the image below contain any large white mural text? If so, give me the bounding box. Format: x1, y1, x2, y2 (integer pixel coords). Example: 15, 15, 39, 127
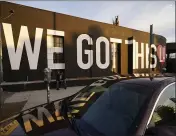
2, 23, 164, 71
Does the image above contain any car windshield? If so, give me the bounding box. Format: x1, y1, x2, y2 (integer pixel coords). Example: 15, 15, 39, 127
77, 82, 153, 136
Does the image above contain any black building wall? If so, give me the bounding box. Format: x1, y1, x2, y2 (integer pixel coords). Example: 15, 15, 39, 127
0, 1, 167, 83
1, 2, 52, 82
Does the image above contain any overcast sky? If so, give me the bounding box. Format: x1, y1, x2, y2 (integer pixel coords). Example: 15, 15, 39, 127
12, 1, 175, 43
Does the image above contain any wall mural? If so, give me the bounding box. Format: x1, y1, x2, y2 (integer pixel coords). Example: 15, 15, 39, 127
1, 22, 166, 82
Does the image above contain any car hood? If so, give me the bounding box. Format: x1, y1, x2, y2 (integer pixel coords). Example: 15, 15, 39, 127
9, 124, 78, 136
0, 91, 79, 136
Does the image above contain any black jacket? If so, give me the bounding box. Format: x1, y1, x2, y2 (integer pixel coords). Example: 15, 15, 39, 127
56, 73, 65, 81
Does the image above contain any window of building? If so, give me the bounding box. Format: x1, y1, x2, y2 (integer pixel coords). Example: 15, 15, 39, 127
47, 34, 64, 71
53, 36, 64, 63
54, 36, 64, 47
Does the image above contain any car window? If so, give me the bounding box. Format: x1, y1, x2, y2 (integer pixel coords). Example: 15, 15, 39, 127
81, 83, 151, 136
149, 82, 176, 127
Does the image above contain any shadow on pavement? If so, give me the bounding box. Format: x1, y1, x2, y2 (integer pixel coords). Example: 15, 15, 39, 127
0, 86, 85, 122
0, 100, 27, 122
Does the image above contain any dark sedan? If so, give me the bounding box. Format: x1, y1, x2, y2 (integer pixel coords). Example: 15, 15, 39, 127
1, 75, 176, 136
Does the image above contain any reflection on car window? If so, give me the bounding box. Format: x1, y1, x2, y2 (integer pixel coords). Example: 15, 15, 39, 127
89, 86, 108, 93
150, 83, 176, 126
81, 83, 151, 136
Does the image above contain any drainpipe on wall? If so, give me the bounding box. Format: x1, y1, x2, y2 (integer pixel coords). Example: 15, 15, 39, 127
0, 3, 3, 84
0, 7, 14, 113
0, 9, 14, 83
0, 24, 3, 85
0, 2, 3, 114
89, 34, 93, 78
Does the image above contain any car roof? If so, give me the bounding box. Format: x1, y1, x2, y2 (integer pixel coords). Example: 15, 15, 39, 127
119, 76, 175, 90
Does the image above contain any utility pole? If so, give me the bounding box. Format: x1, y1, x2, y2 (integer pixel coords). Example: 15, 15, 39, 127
149, 24, 153, 79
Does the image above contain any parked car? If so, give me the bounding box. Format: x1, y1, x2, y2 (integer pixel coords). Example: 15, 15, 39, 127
1, 74, 176, 136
